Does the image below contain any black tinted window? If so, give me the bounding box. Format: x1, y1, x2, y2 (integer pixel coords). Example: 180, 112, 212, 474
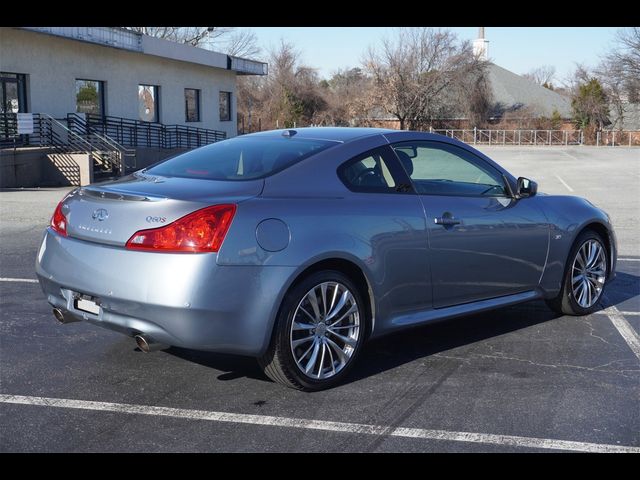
146, 136, 336, 180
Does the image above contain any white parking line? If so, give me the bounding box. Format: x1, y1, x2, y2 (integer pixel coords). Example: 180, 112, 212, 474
0, 394, 638, 453
618, 258, 640, 262
601, 303, 640, 360
554, 174, 574, 192
0, 277, 38, 283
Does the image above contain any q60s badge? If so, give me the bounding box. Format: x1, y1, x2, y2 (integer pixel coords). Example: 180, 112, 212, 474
146, 216, 167, 223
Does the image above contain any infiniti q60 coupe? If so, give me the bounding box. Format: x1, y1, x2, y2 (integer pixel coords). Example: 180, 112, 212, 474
36, 128, 617, 390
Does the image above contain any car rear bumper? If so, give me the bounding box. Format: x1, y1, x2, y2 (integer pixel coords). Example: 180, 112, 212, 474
36, 229, 295, 356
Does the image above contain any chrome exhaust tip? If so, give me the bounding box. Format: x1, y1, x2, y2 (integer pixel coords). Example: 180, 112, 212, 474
53, 308, 81, 324
135, 334, 165, 353
53, 308, 80, 324
53, 308, 65, 324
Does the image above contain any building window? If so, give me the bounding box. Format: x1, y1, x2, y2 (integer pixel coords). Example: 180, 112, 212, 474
75, 79, 104, 116
219, 91, 231, 122
138, 85, 159, 122
184, 88, 200, 122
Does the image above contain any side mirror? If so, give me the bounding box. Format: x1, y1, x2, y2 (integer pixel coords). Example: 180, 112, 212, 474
517, 177, 537, 198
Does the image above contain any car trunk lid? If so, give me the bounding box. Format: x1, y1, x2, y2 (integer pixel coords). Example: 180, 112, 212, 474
62, 173, 263, 246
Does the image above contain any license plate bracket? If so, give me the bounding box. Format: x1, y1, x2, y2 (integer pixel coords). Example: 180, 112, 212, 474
74, 296, 100, 315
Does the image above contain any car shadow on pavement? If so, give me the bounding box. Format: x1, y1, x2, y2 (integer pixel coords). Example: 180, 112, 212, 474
165, 301, 560, 387
602, 271, 640, 307
166, 347, 267, 382
165, 271, 638, 389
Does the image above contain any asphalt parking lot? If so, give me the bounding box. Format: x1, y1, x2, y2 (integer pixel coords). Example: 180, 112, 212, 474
1, 146, 638, 452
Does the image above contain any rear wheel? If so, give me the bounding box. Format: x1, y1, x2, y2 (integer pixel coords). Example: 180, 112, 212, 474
546, 230, 608, 316
258, 271, 366, 391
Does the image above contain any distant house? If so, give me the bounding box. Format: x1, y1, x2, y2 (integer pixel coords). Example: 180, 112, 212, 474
485, 63, 571, 120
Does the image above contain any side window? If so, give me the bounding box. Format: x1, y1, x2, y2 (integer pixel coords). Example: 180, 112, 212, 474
392, 142, 507, 197
338, 147, 400, 193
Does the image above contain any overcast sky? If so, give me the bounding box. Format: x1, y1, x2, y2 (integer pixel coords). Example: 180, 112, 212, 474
249, 27, 621, 85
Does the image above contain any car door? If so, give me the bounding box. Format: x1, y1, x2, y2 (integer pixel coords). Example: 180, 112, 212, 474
337, 145, 432, 318
389, 140, 549, 309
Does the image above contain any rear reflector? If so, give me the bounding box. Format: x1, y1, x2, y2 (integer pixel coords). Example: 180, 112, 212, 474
50, 201, 68, 237
125, 204, 236, 253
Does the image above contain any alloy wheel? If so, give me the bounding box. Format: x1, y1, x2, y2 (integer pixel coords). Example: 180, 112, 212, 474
289, 282, 361, 380
571, 239, 607, 309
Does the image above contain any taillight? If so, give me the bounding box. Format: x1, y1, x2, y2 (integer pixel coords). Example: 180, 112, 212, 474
125, 204, 236, 253
50, 201, 67, 236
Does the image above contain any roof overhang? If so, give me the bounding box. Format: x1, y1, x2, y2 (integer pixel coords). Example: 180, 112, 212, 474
18, 27, 268, 76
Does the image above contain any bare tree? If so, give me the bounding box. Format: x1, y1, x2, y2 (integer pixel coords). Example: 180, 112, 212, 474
224, 29, 261, 59
363, 28, 489, 130
237, 41, 329, 131
124, 26, 261, 59
612, 27, 640, 80
523, 65, 556, 89
460, 70, 494, 127
595, 59, 627, 129
124, 27, 229, 46
317, 68, 374, 126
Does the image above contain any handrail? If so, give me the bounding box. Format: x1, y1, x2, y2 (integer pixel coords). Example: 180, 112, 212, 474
81, 113, 226, 149
1, 112, 129, 178
40, 113, 95, 152
40, 114, 125, 176
68, 113, 136, 170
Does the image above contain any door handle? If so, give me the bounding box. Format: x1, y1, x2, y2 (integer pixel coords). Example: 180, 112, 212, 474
434, 216, 461, 226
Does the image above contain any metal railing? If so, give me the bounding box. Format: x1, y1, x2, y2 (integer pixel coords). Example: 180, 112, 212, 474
67, 113, 136, 171
431, 128, 584, 146
79, 113, 227, 149
1, 113, 127, 178
40, 114, 125, 176
597, 130, 640, 147
0, 113, 19, 147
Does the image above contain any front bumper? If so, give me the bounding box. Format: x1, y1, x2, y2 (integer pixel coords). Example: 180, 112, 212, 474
36, 229, 295, 355
608, 223, 618, 281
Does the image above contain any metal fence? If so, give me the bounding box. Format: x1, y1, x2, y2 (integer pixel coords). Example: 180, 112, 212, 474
432, 129, 584, 145
431, 128, 640, 146
596, 130, 640, 147
76, 113, 226, 149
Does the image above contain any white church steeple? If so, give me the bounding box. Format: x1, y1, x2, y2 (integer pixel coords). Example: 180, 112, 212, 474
473, 27, 489, 60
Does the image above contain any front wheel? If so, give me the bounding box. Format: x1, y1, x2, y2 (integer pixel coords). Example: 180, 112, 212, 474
258, 271, 366, 391
546, 230, 609, 316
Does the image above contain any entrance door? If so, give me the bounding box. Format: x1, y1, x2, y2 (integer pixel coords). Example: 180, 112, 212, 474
0, 72, 27, 142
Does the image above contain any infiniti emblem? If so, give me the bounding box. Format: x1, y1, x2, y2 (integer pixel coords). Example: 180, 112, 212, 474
92, 208, 109, 221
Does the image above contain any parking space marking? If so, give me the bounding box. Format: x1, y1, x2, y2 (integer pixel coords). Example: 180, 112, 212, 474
601, 303, 640, 360
554, 174, 574, 192
1, 394, 638, 453
0, 277, 38, 283
617, 258, 640, 262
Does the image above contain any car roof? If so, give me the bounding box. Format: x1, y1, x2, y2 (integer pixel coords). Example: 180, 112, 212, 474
244, 127, 395, 143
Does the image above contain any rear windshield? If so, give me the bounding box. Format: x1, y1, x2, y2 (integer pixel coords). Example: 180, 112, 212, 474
145, 135, 337, 180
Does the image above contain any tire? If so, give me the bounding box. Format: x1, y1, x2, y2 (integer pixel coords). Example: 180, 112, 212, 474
545, 230, 609, 316
258, 270, 367, 391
